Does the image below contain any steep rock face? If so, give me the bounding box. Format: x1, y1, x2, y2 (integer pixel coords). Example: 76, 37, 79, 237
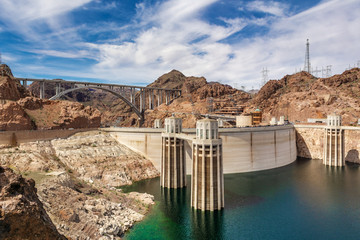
0, 64, 13, 77
0, 166, 66, 240
0, 75, 30, 101
0, 102, 34, 131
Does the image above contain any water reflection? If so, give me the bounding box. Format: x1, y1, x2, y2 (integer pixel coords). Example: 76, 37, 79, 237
191, 209, 224, 240
160, 187, 187, 216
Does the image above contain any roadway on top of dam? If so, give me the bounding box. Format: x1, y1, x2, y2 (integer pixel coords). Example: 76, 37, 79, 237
15, 77, 182, 91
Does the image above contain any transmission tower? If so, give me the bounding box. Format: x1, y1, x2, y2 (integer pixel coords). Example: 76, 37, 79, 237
322, 65, 332, 77
357, 60, 360, 68
0, 52, 2, 64
261, 67, 269, 86
304, 39, 311, 73
312, 66, 321, 77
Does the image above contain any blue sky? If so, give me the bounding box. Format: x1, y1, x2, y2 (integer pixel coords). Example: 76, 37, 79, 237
0, 0, 359, 89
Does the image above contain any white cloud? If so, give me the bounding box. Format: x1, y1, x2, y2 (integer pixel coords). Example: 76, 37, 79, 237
0, 0, 93, 42
0, 0, 92, 22
2, 0, 360, 90
29, 49, 93, 59
246, 1, 290, 17
91, 0, 360, 89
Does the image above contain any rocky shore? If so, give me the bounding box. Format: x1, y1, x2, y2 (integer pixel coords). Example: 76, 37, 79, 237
0, 131, 159, 239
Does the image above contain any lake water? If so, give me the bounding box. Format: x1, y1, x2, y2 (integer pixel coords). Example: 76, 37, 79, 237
122, 159, 360, 240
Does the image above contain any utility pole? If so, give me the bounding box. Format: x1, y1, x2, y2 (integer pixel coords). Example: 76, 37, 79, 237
261, 67, 269, 86
304, 39, 311, 73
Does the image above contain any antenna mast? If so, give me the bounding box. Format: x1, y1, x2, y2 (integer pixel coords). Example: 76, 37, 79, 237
304, 39, 311, 73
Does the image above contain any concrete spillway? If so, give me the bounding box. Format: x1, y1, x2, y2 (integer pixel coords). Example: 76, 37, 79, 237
105, 124, 297, 174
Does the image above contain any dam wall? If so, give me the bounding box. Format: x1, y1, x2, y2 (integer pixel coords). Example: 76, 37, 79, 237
295, 125, 360, 164
106, 125, 297, 174
0, 128, 97, 145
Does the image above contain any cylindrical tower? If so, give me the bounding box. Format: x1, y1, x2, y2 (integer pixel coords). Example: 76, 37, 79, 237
191, 117, 224, 211
161, 115, 186, 188
323, 115, 344, 166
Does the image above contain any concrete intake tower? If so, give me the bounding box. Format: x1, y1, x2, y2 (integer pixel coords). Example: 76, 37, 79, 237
191, 117, 224, 211
323, 115, 344, 166
160, 115, 186, 188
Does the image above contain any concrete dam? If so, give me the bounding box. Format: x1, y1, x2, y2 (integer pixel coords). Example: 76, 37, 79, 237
105, 124, 297, 174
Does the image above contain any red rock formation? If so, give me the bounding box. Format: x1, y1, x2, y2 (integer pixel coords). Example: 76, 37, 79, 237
0, 102, 34, 131
0, 75, 30, 101
0, 166, 66, 240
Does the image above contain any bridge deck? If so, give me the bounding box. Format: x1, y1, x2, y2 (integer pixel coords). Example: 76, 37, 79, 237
15, 78, 181, 91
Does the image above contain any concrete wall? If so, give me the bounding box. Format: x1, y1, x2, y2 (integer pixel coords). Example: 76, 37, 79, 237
107, 125, 297, 174
0, 128, 97, 145
295, 125, 360, 164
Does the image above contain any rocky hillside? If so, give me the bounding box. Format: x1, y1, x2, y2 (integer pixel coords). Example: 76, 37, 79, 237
142, 70, 251, 128
0, 166, 66, 240
0, 66, 101, 131
247, 68, 360, 124
0, 131, 159, 239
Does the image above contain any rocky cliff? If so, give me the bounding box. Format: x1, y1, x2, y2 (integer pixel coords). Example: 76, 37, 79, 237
0, 131, 159, 239
0, 166, 66, 240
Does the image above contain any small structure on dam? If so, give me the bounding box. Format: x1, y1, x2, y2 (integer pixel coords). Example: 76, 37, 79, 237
323, 115, 344, 166
160, 115, 186, 188
191, 117, 224, 211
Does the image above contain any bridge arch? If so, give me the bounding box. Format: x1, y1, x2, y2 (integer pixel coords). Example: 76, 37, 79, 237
49, 86, 143, 120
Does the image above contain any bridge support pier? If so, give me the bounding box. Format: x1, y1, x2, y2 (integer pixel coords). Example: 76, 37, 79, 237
40, 81, 45, 99
140, 89, 143, 112
157, 90, 160, 107
191, 117, 224, 211
55, 83, 61, 95
22, 80, 27, 88
161, 115, 186, 188
149, 89, 153, 110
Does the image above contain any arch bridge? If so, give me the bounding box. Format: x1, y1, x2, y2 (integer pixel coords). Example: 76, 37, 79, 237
16, 78, 181, 121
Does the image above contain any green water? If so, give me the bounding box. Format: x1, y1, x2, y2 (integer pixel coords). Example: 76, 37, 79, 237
123, 159, 360, 240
